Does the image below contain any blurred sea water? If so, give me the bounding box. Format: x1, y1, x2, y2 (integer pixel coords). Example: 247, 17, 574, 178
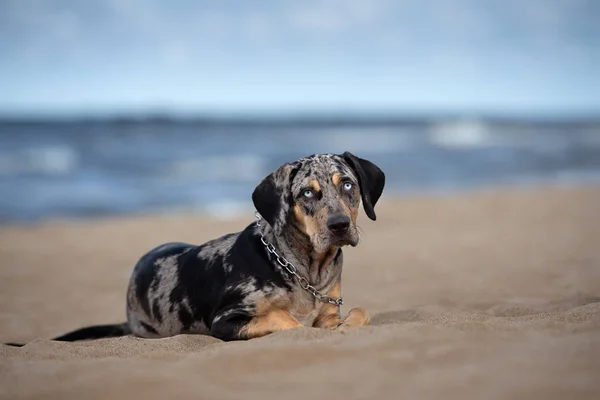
1, 116, 599, 224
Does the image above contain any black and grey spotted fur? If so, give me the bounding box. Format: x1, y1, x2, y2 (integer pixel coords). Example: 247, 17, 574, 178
6, 152, 385, 345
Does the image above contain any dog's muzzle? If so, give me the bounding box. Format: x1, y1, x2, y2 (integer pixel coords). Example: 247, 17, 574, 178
326, 214, 357, 246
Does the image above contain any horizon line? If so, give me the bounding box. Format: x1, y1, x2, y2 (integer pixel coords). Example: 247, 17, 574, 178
1, 108, 600, 124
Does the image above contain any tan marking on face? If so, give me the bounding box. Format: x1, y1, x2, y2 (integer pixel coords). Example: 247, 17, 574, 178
338, 199, 358, 225
333, 173, 358, 224
331, 173, 342, 186
293, 204, 328, 240
293, 203, 308, 232
309, 179, 321, 192
241, 309, 303, 339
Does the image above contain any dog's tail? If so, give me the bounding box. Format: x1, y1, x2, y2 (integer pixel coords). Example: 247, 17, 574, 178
4, 322, 131, 347
52, 322, 131, 342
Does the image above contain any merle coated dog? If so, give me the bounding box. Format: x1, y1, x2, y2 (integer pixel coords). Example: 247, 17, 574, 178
7, 152, 385, 345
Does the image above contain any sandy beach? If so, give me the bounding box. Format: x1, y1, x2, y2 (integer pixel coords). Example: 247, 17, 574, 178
1, 184, 599, 400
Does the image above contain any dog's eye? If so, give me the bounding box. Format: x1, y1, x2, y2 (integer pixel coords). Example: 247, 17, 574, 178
343, 182, 353, 191
303, 190, 313, 198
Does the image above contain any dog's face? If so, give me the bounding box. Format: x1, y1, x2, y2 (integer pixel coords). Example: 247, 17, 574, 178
252, 152, 385, 254
289, 155, 362, 252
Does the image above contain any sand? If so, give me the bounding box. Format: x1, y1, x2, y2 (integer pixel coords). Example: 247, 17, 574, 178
1, 184, 599, 400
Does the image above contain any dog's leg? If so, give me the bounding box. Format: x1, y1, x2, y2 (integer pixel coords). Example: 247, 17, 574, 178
210, 309, 303, 341
312, 284, 344, 329
334, 307, 370, 331
241, 309, 303, 339
312, 284, 370, 331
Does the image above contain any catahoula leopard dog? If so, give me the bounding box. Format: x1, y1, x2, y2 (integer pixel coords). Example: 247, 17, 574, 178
7, 152, 385, 346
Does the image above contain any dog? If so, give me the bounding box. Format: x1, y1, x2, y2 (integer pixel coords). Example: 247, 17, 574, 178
6, 151, 385, 345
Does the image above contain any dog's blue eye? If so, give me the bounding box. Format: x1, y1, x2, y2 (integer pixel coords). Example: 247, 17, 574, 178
343, 182, 353, 191
303, 190, 313, 198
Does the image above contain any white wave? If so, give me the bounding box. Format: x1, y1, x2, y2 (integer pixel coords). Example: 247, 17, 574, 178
165, 154, 265, 182
0, 146, 78, 176
428, 118, 496, 149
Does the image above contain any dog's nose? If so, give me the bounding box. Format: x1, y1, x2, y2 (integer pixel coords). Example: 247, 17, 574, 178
327, 215, 350, 234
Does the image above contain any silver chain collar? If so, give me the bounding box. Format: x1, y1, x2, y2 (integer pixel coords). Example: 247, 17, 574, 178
254, 211, 344, 307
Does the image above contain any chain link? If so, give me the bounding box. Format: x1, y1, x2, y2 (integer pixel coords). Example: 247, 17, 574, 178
254, 211, 344, 307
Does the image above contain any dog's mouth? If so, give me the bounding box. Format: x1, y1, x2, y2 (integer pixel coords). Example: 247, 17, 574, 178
328, 232, 359, 247
311, 234, 357, 255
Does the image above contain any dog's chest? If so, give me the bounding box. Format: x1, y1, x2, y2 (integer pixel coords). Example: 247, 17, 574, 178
286, 289, 322, 325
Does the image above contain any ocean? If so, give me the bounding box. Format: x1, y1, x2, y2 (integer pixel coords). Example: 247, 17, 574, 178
1, 116, 599, 224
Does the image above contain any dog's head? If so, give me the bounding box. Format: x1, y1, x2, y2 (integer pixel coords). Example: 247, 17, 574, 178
252, 152, 385, 254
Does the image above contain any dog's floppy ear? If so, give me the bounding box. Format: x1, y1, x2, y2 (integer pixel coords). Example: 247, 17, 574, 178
341, 151, 385, 221
252, 162, 300, 234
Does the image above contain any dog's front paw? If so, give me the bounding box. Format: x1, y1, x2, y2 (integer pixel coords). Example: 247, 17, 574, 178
334, 307, 370, 331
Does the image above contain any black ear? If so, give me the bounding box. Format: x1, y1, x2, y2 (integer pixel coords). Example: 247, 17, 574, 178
252, 162, 299, 234
342, 151, 385, 221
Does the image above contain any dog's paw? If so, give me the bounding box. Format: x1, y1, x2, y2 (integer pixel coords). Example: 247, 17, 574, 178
334, 307, 371, 331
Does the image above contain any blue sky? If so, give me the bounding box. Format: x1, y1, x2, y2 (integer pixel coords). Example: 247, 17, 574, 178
1, 0, 599, 117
